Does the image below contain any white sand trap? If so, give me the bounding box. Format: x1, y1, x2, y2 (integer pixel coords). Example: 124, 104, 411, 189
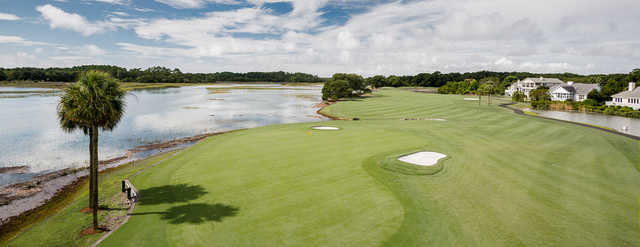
311, 126, 340, 130
464, 98, 479, 101
398, 152, 447, 166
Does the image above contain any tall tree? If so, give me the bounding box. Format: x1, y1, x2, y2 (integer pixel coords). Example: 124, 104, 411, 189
332, 73, 365, 93
57, 71, 126, 230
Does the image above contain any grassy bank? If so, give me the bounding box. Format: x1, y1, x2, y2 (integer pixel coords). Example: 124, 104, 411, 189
98, 88, 639, 246
9, 88, 640, 246
2, 151, 180, 247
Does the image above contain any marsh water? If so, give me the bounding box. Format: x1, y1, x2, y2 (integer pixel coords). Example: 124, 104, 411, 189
0, 84, 324, 186
534, 110, 640, 137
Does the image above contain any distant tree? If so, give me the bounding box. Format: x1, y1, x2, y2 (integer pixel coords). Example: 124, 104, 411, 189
497, 75, 518, 94
629, 68, 640, 82
0, 70, 6, 81
530, 87, 551, 109
601, 78, 625, 98
331, 74, 365, 93
57, 71, 126, 230
387, 76, 404, 87
466, 79, 479, 94
321, 79, 352, 101
587, 89, 606, 104
366, 75, 386, 90
503, 75, 518, 84
478, 83, 496, 104
512, 91, 526, 102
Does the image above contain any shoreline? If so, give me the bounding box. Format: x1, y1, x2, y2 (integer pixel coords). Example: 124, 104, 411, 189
0, 87, 327, 237
0, 129, 242, 227
315, 101, 341, 120
499, 102, 640, 140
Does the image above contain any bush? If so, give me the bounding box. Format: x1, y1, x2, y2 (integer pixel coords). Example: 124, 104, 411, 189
321, 79, 352, 101
582, 99, 598, 106
512, 91, 526, 102
587, 89, 606, 104
531, 100, 550, 110
437, 79, 479, 94
530, 87, 551, 110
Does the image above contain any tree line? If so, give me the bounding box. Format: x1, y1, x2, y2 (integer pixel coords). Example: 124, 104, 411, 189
0, 65, 324, 83
436, 69, 639, 100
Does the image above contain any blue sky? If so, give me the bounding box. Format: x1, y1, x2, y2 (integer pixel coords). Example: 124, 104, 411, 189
0, 0, 639, 76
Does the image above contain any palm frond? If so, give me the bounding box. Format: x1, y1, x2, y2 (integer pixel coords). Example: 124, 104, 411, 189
57, 70, 126, 135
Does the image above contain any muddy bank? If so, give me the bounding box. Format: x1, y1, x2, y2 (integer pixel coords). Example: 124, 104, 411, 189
0, 167, 83, 207
128, 131, 235, 153
0, 130, 240, 226
314, 101, 342, 120
0, 166, 29, 174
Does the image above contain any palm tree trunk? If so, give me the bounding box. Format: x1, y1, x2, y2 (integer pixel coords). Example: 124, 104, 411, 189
89, 126, 99, 229
89, 127, 94, 212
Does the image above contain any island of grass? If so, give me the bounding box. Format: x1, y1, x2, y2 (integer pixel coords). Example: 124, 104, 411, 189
5, 88, 640, 246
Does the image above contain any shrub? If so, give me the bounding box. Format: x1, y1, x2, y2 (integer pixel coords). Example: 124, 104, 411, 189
321, 79, 352, 101
512, 91, 526, 102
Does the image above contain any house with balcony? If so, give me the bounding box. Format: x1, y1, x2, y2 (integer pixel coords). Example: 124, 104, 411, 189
505, 77, 564, 98
606, 82, 640, 110
548, 81, 600, 102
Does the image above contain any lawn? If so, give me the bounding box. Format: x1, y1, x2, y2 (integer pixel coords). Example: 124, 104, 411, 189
8, 88, 640, 246
3, 151, 180, 247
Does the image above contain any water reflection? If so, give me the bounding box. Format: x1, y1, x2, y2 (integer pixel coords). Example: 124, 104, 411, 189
0, 85, 324, 186
534, 110, 640, 137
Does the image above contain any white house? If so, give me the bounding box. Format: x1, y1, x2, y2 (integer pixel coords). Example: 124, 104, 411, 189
505, 77, 564, 98
548, 81, 601, 102
606, 82, 640, 110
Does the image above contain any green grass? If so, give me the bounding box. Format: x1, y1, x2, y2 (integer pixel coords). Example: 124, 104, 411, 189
4, 151, 180, 247
206, 86, 313, 90
11, 88, 640, 246
99, 88, 640, 246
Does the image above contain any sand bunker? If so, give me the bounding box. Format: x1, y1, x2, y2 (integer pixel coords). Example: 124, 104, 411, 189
311, 126, 340, 130
464, 98, 479, 101
398, 151, 447, 166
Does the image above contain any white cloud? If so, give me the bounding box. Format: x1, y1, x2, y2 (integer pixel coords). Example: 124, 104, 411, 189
36, 4, 108, 35
154, 0, 239, 9
0, 12, 20, 21
36, 4, 141, 36
11, 0, 640, 76
0, 35, 49, 46
134, 7, 154, 12
83, 44, 106, 56
94, 0, 129, 4
111, 11, 129, 16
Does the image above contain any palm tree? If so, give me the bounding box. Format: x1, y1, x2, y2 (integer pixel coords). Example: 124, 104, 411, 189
57, 71, 126, 230
486, 83, 495, 105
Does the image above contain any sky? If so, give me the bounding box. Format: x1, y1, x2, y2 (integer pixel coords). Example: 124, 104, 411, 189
0, 0, 639, 77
